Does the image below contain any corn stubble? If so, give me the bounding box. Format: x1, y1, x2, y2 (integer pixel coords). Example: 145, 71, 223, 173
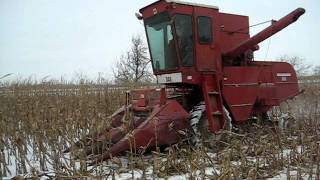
0, 78, 319, 179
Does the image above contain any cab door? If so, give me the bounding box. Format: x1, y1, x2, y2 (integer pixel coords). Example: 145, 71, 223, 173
194, 7, 221, 71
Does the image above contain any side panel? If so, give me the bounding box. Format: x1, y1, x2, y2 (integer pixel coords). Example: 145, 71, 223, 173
223, 67, 259, 122
223, 62, 299, 123
254, 61, 299, 102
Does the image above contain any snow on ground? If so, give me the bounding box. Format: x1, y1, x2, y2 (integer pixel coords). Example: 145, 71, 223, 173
1, 135, 317, 179
2, 145, 55, 179
2, 146, 316, 179
270, 169, 317, 180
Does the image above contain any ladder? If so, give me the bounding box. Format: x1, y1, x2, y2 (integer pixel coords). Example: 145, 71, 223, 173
202, 74, 225, 133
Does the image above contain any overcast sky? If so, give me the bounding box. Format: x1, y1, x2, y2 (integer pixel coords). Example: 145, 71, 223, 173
0, 0, 319, 81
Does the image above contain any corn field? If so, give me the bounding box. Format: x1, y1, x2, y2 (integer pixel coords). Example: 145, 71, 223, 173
0, 78, 319, 179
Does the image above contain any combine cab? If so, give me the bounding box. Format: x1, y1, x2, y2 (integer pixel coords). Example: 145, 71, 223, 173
66, 0, 305, 163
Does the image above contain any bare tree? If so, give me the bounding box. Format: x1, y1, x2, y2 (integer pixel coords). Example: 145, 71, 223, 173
313, 65, 320, 76
279, 55, 312, 77
113, 35, 154, 85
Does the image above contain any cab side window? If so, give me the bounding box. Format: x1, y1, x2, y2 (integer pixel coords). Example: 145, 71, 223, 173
175, 14, 194, 67
198, 16, 212, 44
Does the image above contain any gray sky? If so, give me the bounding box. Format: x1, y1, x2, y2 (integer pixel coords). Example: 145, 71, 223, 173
0, 0, 319, 81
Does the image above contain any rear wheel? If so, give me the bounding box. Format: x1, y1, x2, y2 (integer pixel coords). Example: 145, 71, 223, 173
189, 102, 232, 148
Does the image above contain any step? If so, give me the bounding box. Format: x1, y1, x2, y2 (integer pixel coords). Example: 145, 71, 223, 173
200, 70, 217, 74
208, 91, 220, 95
212, 111, 223, 116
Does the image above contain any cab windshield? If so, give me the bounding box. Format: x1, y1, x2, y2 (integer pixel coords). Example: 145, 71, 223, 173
145, 13, 178, 72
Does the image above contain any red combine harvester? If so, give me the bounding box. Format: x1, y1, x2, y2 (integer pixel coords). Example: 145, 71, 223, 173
67, 0, 305, 163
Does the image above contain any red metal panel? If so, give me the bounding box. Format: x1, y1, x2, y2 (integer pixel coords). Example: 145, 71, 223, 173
223, 67, 259, 122
254, 61, 299, 102
218, 13, 250, 54
223, 62, 299, 122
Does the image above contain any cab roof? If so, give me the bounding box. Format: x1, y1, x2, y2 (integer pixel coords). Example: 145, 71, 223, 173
165, 0, 219, 10
140, 0, 219, 13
